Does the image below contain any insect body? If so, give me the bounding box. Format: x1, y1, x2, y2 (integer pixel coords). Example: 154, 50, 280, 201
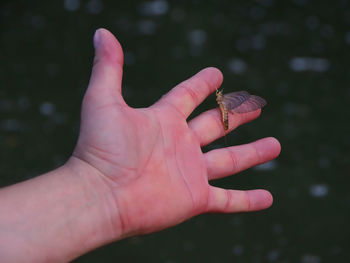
216, 90, 267, 130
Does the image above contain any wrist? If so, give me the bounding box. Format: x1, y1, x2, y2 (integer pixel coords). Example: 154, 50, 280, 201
0, 156, 124, 262
63, 156, 125, 254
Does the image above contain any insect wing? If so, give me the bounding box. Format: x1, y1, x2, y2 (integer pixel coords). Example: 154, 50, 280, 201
230, 95, 267, 113
221, 91, 251, 110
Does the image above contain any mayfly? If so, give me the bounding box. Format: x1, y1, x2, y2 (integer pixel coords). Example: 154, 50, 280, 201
216, 90, 267, 131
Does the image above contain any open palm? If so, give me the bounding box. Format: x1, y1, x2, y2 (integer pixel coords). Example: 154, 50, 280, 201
73, 29, 281, 238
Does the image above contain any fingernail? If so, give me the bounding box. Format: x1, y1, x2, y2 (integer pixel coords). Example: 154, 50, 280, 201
93, 29, 103, 49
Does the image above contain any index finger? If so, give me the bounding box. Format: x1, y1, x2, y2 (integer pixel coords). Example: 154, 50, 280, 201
155, 67, 223, 118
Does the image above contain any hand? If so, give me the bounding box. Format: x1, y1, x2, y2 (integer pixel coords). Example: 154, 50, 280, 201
72, 29, 281, 239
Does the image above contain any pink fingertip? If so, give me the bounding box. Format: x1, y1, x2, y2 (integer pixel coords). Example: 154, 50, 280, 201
267, 137, 282, 156
247, 190, 273, 211
198, 67, 224, 92
93, 28, 103, 49
254, 137, 282, 161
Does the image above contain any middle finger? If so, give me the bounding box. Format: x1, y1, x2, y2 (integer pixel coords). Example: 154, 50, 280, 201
188, 107, 261, 147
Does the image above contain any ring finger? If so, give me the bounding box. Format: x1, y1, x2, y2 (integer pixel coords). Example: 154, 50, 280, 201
204, 137, 281, 180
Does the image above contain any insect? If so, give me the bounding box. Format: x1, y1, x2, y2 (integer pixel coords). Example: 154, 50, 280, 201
216, 90, 267, 130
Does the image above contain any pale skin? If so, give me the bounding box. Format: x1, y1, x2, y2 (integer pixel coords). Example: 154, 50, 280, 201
0, 29, 281, 262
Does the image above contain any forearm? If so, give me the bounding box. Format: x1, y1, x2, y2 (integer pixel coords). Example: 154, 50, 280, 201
0, 157, 120, 262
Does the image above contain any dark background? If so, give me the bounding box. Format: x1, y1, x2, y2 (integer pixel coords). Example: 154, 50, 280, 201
1, 0, 349, 262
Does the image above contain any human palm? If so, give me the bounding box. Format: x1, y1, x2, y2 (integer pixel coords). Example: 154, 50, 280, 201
73, 29, 281, 238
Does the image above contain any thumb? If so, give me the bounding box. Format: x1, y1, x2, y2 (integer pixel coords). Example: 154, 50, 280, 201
86, 28, 125, 105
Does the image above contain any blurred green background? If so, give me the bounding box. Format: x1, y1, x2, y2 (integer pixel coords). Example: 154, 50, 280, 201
1, 0, 349, 262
